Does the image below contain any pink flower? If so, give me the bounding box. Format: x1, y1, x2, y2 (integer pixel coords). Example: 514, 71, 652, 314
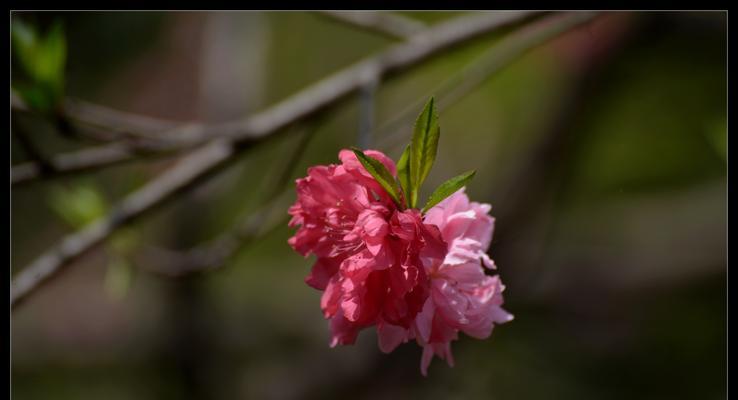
287, 149, 394, 263
288, 150, 446, 348
413, 188, 514, 375
288, 149, 512, 376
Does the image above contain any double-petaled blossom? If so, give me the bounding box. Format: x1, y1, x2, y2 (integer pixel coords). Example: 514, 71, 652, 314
288, 150, 512, 375
413, 188, 514, 375
288, 150, 446, 348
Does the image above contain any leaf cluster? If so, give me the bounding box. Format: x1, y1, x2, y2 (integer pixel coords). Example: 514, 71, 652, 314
353, 97, 475, 214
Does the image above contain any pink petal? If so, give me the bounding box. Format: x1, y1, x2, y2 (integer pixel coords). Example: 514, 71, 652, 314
377, 323, 408, 353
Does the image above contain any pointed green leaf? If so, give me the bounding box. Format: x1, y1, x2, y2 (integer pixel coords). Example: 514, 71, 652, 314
48, 183, 108, 229
352, 148, 402, 207
11, 18, 66, 110
410, 97, 440, 208
421, 170, 476, 214
14, 84, 54, 111
37, 21, 66, 94
11, 18, 38, 71
396, 144, 411, 206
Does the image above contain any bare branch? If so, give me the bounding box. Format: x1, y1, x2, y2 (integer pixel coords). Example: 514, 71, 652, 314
62, 97, 180, 135
11, 97, 201, 185
318, 11, 427, 40
137, 118, 320, 277
11, 91, 180, 136
10, 11, 563, 309
10, 126, 204, 186
149, 11, 602, 278
12, 143, 147, 185
213, 11, 538, 145
11, 141, 234, 307
137, 202, 291, 278
375, 11, 599, 152
12, 119, 57, 175
12, 12, 537, 186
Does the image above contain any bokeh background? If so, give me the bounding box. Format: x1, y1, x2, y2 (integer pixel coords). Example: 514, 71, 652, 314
11, 11, 726, 399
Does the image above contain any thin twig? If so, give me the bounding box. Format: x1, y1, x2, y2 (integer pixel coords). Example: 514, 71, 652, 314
11, 91, 180, 136
11, 125, 203, 186
318, 11, 427, 40
12, 119, 57, 175
11, 11, 537, 186
374, 11, 599, 153
62, 97, 180, 135
11, 140, 233, 307
11, 95, 196, 186
214, 11, 538, 144
139, 120, 320, 277
12, 142, 151, 185
10, 11, 550, 309
137, 12, 602, 278
151, 11, 602, 278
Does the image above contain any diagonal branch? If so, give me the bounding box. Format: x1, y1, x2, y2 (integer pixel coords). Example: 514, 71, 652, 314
10, 11, 554, 309
375, 11, 599, 153
10, 129, 201, 185
140, 11, 603, 280
11, 91, 180, 136
11, 140, 234, 308
12, 12, 536, 186
138, 120, 320, 277
62, 97, 180, 134
166, 11, 603, 278
213, 11, 538, 145
318, 11, 427, 40
12, 119, 57, 176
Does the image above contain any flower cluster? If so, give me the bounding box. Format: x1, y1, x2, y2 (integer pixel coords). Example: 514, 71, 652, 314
287, 99, 512, 375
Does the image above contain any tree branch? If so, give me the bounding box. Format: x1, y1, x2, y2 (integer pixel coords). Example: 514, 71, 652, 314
374, 11, 599, 152
62, 97, 180, 134
11, 94, 204, 186
10, 11, 553, 309
11, 127, 202, 186
11, 12, 536, 186
137, 120, 320, 277
12, 119, 57, 176
11, 140, 233, 307
140, 11, 603, 280
318, 11, 427, 40
11, 91, 180, 136
177, 11, 602, 279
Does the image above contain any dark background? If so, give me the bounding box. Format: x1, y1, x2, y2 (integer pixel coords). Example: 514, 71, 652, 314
11, 11, 726, 399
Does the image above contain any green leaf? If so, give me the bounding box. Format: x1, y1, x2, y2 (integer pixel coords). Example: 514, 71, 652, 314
396, 144, 411, 206
11, 18, 66, 111
421, 170, 476, 214
409, 97, 440, 208
11, 18, 38, 71
48, 184, 108, 229
14, 84, 55, 111
36, 21, 66, 94
352, 148, 403, 207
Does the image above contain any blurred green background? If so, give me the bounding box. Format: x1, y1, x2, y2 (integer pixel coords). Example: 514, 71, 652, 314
11, 11, 726, 399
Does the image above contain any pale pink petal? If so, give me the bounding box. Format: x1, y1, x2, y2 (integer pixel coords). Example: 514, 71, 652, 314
420, 345, 434, 376
414, 299, 434, 343
377, 323, 409, 353
416, 188, 512, 374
